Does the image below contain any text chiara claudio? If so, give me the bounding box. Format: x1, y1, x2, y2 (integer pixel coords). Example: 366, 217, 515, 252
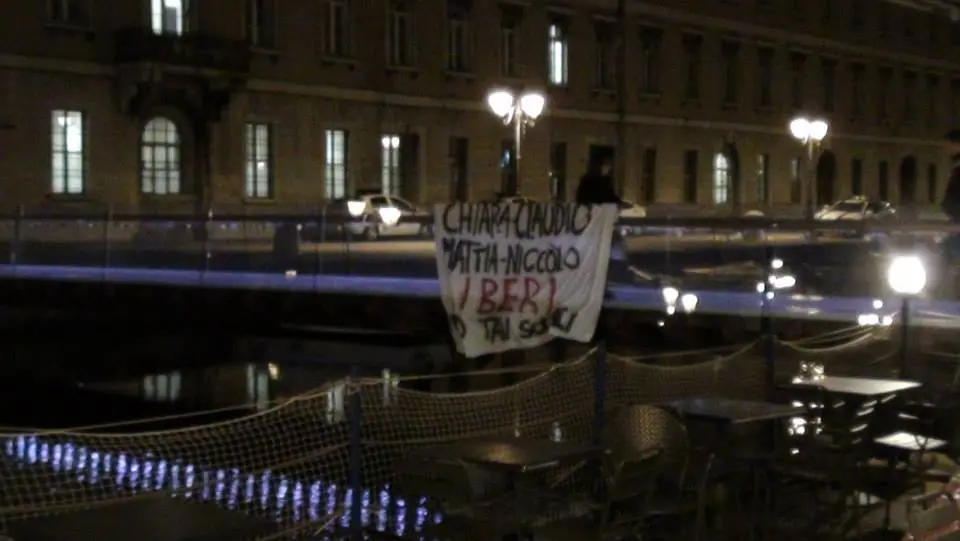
438, 202, 596, 346
440, 202, 593, 239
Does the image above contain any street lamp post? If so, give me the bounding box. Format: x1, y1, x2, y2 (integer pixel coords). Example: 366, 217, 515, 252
887, 254, 927, 377
789, 117, 829, 220
487, 89, 546, 196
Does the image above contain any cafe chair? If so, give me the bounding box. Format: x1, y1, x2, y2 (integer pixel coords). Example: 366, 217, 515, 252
763, 390, 882, 540
903, 491, 960, 541
603, 405, 722, 540
533, 450, 665, 541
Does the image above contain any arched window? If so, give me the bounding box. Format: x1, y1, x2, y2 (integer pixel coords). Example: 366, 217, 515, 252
141, 117, 181, 195
712, 153, 730, 204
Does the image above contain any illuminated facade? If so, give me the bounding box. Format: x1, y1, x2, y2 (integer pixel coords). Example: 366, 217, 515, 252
1, 0, 959, 214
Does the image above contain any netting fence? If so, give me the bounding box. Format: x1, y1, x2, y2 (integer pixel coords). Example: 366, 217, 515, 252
0, 326, 917, 538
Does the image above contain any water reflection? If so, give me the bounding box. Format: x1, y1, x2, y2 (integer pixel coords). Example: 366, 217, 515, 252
3, 435, 440, 537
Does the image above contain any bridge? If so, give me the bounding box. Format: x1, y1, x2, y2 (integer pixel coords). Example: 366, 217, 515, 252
0, 209, 956, 330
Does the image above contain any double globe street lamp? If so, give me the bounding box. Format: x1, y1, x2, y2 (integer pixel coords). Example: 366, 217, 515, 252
788, 116, 829, 220
487, 89, 546, 196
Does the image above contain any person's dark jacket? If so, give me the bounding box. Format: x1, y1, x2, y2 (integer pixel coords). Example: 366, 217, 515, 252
575, 173, 622, 205
943, 153, 960, 222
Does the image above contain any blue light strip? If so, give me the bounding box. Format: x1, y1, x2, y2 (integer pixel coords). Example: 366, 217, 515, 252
0, 264, 954, 328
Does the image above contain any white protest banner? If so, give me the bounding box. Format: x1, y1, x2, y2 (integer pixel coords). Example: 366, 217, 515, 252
435, 202, 618, 358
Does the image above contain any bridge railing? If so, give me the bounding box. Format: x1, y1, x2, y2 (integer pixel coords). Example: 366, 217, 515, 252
0, 203, 957, 322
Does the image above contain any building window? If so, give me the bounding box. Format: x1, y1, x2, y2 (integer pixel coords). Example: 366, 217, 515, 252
446, 2, 470, 72
756, 154, 769, 204
246, 0, 277, 49
790, 157, 802, 203
928, 74, 940, 127
928, 164, 938, 203
381, 135, 401, 196
850, 63, 864, 119
713, 153, 730, 204
143, 372, 182, 403
245, 123, 272, 199
639, 28, 662, 95
851, 158, 863, 195
683, 150, 698, 203
594, 21, 616, 90
903, 71, 917, 122
549, 142, 567, 201
140, 117, 181, 195
325, 129, 348, 200
450, 137, 469, 201
501, 140, 516, 195
850, 0, 864, 29
387, 0, 414, 67
51, 110, 85, 195
499, 7, 521, 77
878, 3, 890, 37
547, 18, 568, 86
151, 0, 188, 35
720, 42, 739, 106
789, 52, 805, 110
878, 160, 889, 200
821, 59, 835, 113
246, 365, 270, 411
47, 0, 90, 26
641, 148, 656, 204
929, 12, 940, 44
682, 35, 702, 103
878, 68, 892, 119
324, 0, 349, 57
757, 47, 773, 108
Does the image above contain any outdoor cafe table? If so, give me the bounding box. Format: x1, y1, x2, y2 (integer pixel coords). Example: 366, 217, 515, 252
414, 437, 604, 539
664, 397, 807, 541
664, 397, 806, 425
414, 436, 603, 473
781, 375, 922, 397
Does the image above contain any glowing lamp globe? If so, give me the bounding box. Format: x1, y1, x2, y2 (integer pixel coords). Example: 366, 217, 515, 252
887, 255, 926, 296
347, 200, 367, 217
519, 93, 545, 119
486, 90, 515, 118
809, 120, 828, 141
789, 118, 810, 141
378, 206, 402, 227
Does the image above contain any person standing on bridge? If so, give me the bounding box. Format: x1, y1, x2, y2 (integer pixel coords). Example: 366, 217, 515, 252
575, 156, 655, 287
575, 156, 622, 205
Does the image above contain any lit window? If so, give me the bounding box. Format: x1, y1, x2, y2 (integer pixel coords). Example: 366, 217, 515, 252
325, 129, 348, 199
245, 123, 272, 199
51, 110, 85, 194
548, 23, 568, 86
151, 0, 186, 35
142, 372, 181, 402
140, 117, 181, 195
381, 135, 401, 196
713, 153, 730, 204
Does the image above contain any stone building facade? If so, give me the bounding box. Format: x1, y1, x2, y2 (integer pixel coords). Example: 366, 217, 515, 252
0, 0, 959, 215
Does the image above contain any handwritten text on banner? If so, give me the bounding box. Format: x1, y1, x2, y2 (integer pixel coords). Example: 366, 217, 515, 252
435, 202, 618, 358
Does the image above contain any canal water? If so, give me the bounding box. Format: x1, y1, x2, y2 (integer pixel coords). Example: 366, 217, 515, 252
0, 361, 423, 539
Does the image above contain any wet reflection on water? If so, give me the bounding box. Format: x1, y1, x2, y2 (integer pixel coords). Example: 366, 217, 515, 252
3, 435, 441, 537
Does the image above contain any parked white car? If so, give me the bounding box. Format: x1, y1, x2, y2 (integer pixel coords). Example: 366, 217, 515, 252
617, 200, 647, 236
343, 194, 432, 241
814, 196, 897, 239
